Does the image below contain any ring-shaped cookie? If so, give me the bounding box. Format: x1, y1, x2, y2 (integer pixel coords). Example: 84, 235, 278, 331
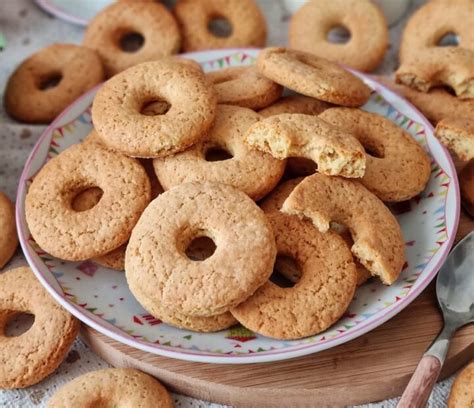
289, 0, 388, 72
0, 192, 17, 269
447, 362, 474, 408
92, 60, 217, 158
0, 267, 79, 389
153, 105, 286, 200
231, 212, 357, 339
259, 95, 332, 118
399, 0, 474, 62
282, 173, 405, 285
245, 113, 366, 178
257, 48, 371, 107
435, 117, 474, 162
4, 44, 104, 124
206, 66, 282, 109
25, 143, 151, 261
174, 0, 266, 51
47, 368, 172, 408
319, 108, 431, 201
83, 1, 180, 77
125, 182, 276, 317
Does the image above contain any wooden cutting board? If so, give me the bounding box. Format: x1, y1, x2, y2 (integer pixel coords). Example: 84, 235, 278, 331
81, 212, 474, 408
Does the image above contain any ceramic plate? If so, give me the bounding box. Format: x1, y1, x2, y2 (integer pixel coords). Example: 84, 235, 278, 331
35, 0, 113, 25
17, 49, 460, 364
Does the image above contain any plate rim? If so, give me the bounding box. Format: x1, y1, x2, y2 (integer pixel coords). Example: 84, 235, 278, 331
16, 48, 460, 364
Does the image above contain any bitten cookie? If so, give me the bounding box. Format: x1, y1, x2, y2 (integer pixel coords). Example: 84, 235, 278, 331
0, 192, 18, 269
282, 173, 405, 285
245, 113, 366, 178
47, 368, 172, 408
289, 0, 388, 72
153, 105, 286, 200
91, 59, 217, 158
174, 0, 266, 51
435, 117, 474, 161
447, 362, 474, 408
83, 1, 180, 77
319, 108, 431, 201
0, 266, 80, 389
231, 212, 357, 339
459, 159, 474, 217
259, 95, 332, 118
125, 182, 276, 317
257, 48, 371, 107
25, 143, 151, 261
206, 66, 282, 110
4, 44, 104, 123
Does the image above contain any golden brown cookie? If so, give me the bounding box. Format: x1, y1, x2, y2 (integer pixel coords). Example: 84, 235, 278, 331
376, 76, 474, 125
25, 143, 151, 261
245, 113, 366, 178
83, 1, 180, 77
0, 266, 79, 389
231, 212, 357, 339
435, 117, 474, 162
91, 59, 217, 158
0, 192, 17, 269
282, 173, 405, 285
289, 0, 388, 72
257, 48, 371, 107
319, 108, 431, 201
4, 44, 104, 124
260, 178, 372, 286
125, 182, 276, 317
153, 105, 286, 200
206, 66, 282, 110
174, 0, 266, 51
47, 368, 172, 408
459, 159, 474, 217
259, 95, 332, 118
447, 361, 474, 408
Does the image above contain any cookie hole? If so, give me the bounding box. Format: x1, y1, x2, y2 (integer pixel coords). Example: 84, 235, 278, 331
437, 32, 459, 47
208, 16, 233, 38
327, 26, 351, 44
185, 236, 216, 261
71, 187, 104, 212
4, 312, 35, 337
270, 255, 301, 288
205, 147, 233, 162
286, 158, 317, 177
120, 32, 145, 53
363, 144, 384, 159
140, 99, 171, 116
38, 72, 62, 90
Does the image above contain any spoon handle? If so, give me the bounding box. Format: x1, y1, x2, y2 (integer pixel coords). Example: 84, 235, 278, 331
397, 355, 442, 408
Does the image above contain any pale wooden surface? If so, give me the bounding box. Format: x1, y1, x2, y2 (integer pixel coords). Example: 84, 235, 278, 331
81, 213, 474, 408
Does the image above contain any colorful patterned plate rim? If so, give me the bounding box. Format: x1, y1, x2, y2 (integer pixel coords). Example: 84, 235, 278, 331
35, 0, 113, 26
17, 49, 460, 364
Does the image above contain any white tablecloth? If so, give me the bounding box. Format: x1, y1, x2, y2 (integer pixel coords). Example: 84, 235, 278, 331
0, 0, 454, 406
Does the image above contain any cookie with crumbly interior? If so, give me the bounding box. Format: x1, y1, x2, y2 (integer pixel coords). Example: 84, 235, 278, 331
435, 117, 474, 162
0, 192, 18, 269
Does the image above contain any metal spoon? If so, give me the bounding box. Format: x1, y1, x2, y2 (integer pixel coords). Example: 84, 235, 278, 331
398, 231, 474, 407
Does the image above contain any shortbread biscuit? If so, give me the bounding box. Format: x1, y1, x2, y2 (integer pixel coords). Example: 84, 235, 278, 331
83, 1, 180, 77
319, 108, 431, 201
447, 362, 474, 408
231, 212, 357, 339
47, 368, 172, 408
257, 48, 371, 107
289, 0, 388, 72
0, 192, 17, 269
0, 266, 79, 389
92, 60, 217, 158
25, 143, 151, 261
245, 113, 366, 178
4, 44, 104, 123
175, 0, 266, 51
282, 173, 405, 285
125, 182, 276, 317
153, 105, 285, 200
206, 66, 282, 110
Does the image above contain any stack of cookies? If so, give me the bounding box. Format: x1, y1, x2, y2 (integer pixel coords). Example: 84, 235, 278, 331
25, 47, 432, 341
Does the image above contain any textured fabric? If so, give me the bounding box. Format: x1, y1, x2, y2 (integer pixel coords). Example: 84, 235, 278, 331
0, 0, 454, 406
